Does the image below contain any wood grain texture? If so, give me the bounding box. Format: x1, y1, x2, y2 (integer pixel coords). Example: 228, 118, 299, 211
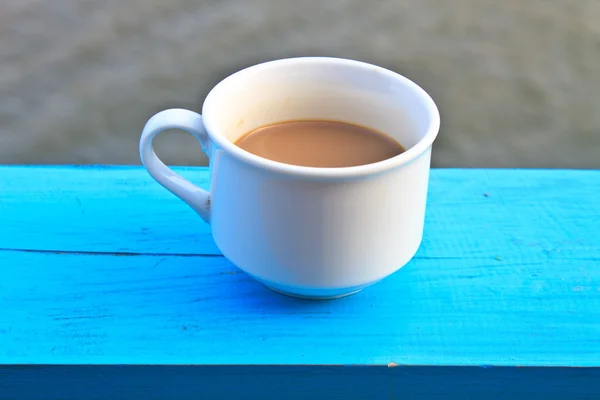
0, 166, 217, 255
1, 166, 599, 398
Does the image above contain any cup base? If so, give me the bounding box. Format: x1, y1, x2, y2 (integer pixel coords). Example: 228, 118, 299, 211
265, 284, 364, 300
255, 278, 377, 300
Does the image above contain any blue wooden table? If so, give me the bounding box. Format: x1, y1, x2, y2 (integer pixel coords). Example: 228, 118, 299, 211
1, 166, 599, 399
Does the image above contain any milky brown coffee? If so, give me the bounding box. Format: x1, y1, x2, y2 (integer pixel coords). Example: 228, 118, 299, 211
235, 120, 405, 168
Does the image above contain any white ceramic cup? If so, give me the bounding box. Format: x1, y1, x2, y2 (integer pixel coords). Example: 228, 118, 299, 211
140, 57, 440, 299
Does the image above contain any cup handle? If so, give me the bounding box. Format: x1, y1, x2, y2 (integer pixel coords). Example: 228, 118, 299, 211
139, 108, 211, 224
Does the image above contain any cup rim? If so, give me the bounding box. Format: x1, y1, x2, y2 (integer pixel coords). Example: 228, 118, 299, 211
202, 57, 440, 179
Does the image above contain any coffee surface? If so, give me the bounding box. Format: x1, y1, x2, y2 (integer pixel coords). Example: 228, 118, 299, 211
235, 120, 405, 168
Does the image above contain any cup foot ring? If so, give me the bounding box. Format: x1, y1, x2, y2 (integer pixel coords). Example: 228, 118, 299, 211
264, 284, 364, 300
251, 276, 378, 300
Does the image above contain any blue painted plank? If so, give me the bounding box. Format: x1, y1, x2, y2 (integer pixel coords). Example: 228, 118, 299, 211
1, 166, 599, 397
1, 167, 599, 261
0, 168, 599, 362
1, 250, 599, 366
0, 165, 217, 255
1, 366, 599, 400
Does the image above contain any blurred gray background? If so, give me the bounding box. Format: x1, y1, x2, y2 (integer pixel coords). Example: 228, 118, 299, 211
1, 0, 599, 168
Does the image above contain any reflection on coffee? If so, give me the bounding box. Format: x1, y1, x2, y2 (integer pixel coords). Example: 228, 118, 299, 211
235, 120, 405, 168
